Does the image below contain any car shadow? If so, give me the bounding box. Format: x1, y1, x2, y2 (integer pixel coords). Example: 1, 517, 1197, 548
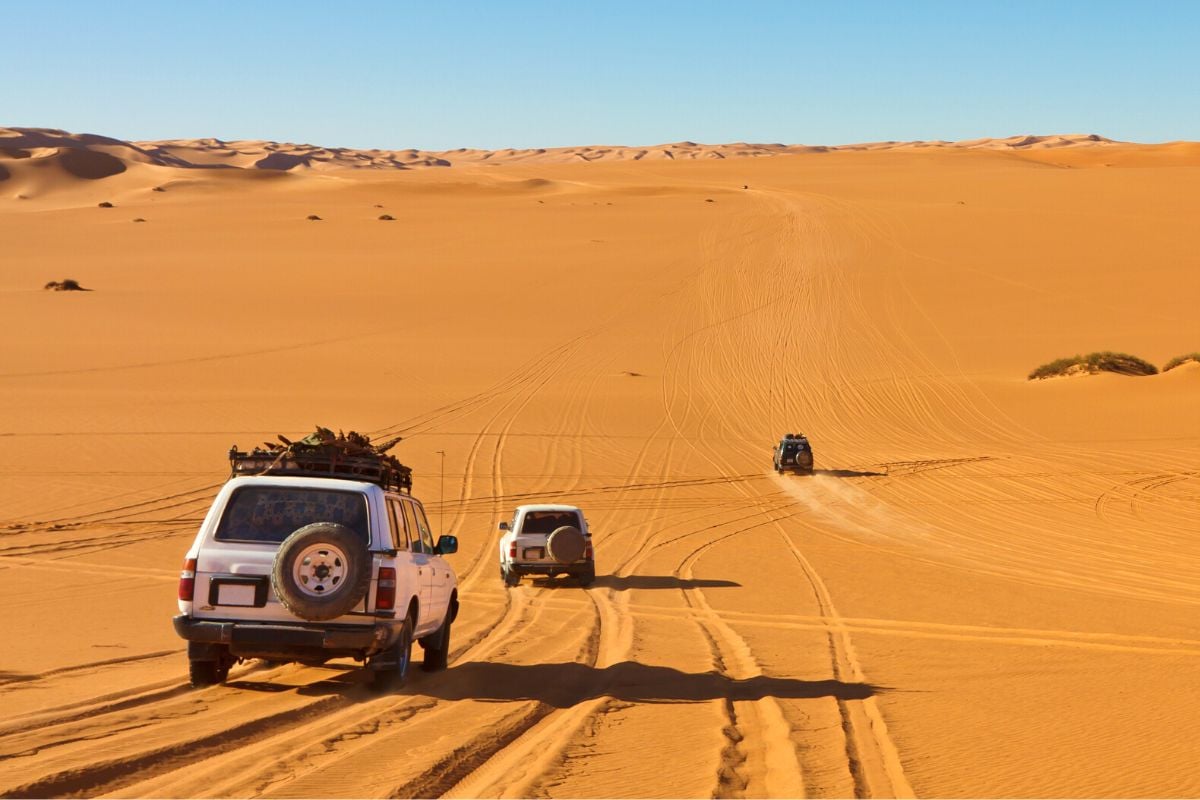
590, 575, 740, 591
814, 468, 888, 478
417, 660, 881, 708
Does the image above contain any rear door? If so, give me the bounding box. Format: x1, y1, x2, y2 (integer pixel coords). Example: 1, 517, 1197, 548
384, 497, 418, 617
398, 498, 435, 631
412, 501, 451, 622
516, 509, 580, 564
193, 483, 372, 623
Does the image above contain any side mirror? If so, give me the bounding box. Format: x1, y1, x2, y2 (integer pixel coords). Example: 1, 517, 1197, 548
498, 521, 510, 531
434, 535, 458, 555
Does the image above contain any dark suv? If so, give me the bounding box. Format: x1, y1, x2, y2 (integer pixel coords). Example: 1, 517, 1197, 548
773, 433, 814, 475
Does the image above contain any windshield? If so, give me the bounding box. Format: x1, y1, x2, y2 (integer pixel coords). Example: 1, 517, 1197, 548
215, 486, 369, 543
520, 510, 581, 534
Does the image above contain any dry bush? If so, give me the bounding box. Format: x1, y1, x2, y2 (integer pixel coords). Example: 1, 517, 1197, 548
1163, 353, 1200, 372
1029, 352, 1158, 380
44, 279, 91, 292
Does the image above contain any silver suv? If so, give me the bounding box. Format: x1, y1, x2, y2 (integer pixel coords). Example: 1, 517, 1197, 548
174, 465, 458, 690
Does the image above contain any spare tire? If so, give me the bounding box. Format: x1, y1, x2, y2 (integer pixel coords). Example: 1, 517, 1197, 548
271, 522, 371, 621
546, 525, 586, 564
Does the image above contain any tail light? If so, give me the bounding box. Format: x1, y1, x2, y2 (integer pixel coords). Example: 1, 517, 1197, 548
376, 567, 396, 610
584, 543, 594, 560
178, 558, 197, 601
508, 542, 517, 559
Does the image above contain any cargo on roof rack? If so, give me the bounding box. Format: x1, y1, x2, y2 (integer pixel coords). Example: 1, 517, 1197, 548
229, 427, 412, 493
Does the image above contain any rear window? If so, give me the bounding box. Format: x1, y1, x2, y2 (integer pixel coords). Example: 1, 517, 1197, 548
215, 487, 369, 543
520, 510, 581, 534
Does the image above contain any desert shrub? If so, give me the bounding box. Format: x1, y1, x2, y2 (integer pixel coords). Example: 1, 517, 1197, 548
378, 214, 395, 221
1029, 351, 1158, 380
306, 214, 322, 221
133, 217, 146, 223
44, 279, 91, 292
98, 201, 114, 208
1028, 357, 1082, 380
1163, 353, 1200, 372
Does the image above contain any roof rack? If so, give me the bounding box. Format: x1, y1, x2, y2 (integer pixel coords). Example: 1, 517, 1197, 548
229, 427, 412, 493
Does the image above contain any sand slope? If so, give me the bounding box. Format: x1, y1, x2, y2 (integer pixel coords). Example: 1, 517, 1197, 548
0, 130, 1198, 798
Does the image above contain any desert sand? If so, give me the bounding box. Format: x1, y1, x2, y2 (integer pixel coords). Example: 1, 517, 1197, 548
1, 126, 1199, 798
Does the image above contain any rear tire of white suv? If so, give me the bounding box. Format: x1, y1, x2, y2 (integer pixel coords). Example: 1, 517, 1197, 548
187, 643, 233, 687
271, 523, 372, 621
420, 615, 451, 672
189, 657, 229, 687
370, 616, 413, 691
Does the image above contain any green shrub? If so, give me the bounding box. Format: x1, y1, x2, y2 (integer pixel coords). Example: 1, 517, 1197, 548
1028, 351, 1158, 380
1163, 353, 1200, 372
1029, 357, 1082, 380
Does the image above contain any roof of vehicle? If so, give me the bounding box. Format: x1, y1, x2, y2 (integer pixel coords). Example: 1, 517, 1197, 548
513, 504, 583, 514
223, 474, 383, 493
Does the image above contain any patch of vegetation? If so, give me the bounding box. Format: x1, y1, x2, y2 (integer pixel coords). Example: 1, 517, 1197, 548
44, 279, 92, 292
1163, 353, 1200, 372
306, 214, 322, 221
97, 201, 114, 208
1029, 351, 1158, 380
378, 214, 395, 221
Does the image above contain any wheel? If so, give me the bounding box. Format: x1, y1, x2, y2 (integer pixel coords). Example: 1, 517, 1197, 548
188, 644, 232, 687
189, 659, 221, 687
577, 563, 596, 587
420, 614, 451, 672
546, 525, 586, 564
271, 523, 371, 621
503, 568, 521, 588
189, 655, 231, 686
370, 616, 413, 691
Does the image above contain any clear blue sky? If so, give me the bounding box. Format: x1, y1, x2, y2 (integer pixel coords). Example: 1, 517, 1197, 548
6, 1, 1198, 149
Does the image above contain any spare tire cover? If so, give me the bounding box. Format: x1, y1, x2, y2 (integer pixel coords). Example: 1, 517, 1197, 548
271, 522, 371, 621
546, 525, 586, 564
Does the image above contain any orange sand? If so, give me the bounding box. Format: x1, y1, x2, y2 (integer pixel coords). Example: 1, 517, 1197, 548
1, 127, 1198, 798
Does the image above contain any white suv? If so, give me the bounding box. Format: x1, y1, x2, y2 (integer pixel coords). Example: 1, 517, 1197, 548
174, 474, 458, 690
498, 504, 595, 587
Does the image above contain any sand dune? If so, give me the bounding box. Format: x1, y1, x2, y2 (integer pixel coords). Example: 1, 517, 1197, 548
0, 129, 1197, 798
1, 126, 1158, 189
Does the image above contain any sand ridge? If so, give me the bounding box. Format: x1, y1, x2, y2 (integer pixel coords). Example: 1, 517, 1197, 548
0, 126, 1150, 183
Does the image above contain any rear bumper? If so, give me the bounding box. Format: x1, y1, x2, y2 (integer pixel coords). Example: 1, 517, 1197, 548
173, 614, 387, 658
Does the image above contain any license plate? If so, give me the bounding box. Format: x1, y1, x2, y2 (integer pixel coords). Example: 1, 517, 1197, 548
523, 547, 545, 560
217, 583, 257, 606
